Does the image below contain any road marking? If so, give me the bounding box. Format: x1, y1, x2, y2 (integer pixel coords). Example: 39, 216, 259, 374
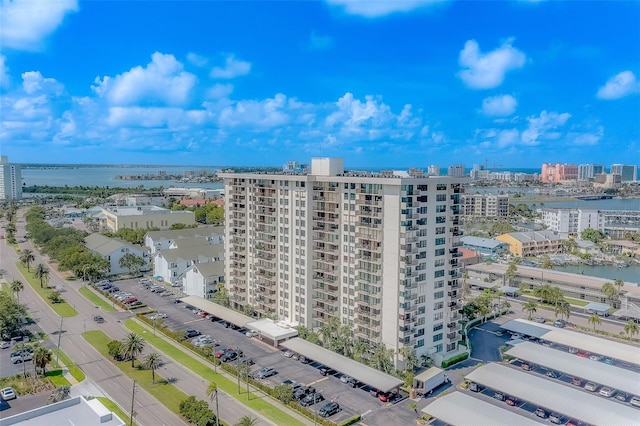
306, 377, 329, 386
183, 318, 205, 324
361, 410, 371, 417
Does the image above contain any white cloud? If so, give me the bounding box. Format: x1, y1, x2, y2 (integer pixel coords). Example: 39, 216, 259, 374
92, 52, 197, 107
521, 110, 570, 146
22, 71, 63, 95
481, 94, 517, 116
217, 93, 292, 128
187, 52, 208, 67
458, 39, 526, 89
0, 55, 9, 88
106, 107, 207, 128
325, 0, 442, 17
307, 31, 333, 50
210, 54, 251, 79
497, 129, 519, 148
206, 83, 234, 99
0, 0, 78, 51
596, 71, 640, 100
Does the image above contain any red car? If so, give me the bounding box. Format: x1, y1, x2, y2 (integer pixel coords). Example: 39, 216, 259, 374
378, 392, 395, 402
215, 348, 233, 358
576, 352, 588, 358
505, 397, 519, 406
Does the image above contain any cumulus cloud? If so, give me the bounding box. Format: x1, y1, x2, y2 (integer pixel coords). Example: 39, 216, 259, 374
92, 52, 197, 107
596, 71, 640, 100
22, 71, 63, 95
0, 0, 78, 51
210, 54, 251, 79
206, 83, 234, 99
458, 39, 526, 89
0, 55, 9, 88
187, 52, 208, 67
325, 0, 442, 17
218, 93, 292, 128
481, 94, 517, 116
521, 110, 570, 146
497, 129, 519, 148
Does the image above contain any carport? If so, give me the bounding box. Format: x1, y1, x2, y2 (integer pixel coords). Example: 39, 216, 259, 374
423, 391, 541, 426
180, 295, 253, 328
245, 318, 298, 347
583, 302, 611, 316
500, 318, 553, 338
506, 342, 640, 395
466, 363, 640, 425
499, 285, 520, 297
280, 338, 403, 393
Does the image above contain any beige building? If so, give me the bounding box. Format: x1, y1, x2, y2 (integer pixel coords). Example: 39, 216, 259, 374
220, 158, 467, 367
461, 194, 510, 217
100, 206, 195, 232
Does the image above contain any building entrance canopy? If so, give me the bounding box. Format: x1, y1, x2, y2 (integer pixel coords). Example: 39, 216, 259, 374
280, 338, 403, 393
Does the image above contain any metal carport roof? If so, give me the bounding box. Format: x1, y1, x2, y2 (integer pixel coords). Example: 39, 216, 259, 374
465, 363, 640, 426
583, 302, 611, 313
280, 338, 403, 393
422, 391, 543, 426
506, 342, 640, 396
245, 318, 298, 342
502, 319, 640, 366
180, 296, 253, 328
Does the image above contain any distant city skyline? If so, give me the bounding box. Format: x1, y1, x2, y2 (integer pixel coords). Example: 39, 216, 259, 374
1, 1, 639, 167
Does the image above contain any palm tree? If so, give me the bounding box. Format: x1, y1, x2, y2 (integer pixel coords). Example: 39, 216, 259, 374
369, 343, 394, 373
588, 314, 601, 331
522, 300, 538, 320
121, 333, 145, 367
20, 249, 35, 272
34, 346, 53, 376
48, 385, 71, 403
34, 263, 49, 288
555, 303, 570, 321
624, 320, 639, 341
10, 280, 24, 301
601, 282, 618, 306
206, 381, 220, 426
614, 279, 624, 294
235, 416, 257, 426
352, 339, 370, 363
143, 352, 163, 384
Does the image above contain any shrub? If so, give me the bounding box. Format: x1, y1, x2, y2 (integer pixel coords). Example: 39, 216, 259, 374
179, 395, 217, 426
339, 414, 362, 426
441, 352, 469, 368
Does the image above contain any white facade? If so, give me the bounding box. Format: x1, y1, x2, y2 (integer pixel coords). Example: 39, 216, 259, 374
541, 208, 604, 237
610, 164, 638, 182
578, 164, 605, 181
220, 158, 467, 367
84, 233, 150, 275
153, 244, 224, 284
461, 194, 509, 217
0, 156, 22, 200
144, 226, 224, 254
182, 262, 225, 299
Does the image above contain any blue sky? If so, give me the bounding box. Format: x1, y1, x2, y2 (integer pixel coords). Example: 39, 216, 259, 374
1, 0, 639, 168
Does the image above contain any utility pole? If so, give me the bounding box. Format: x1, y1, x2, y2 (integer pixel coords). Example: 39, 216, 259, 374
236, 346, 241, 393
55, 317, 63, 365
130, 380, 136, 426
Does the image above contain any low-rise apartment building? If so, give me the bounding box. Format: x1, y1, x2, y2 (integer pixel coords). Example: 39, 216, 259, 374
100, 206, 195, 232
540, 208, 604, 238
461, 236, 509, 259
153, 244, 224, 285
144, 226, 224, 254
496, 230, 562, 257
182, 261, 225, 299
461, 193, 509, 217
84, 233, 149, 275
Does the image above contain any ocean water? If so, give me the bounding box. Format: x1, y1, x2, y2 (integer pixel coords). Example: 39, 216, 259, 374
21, 165, 224, 190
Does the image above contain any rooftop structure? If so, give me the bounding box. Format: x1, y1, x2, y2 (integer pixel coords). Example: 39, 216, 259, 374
0, 396, 125, 426
100, 206, 195, 232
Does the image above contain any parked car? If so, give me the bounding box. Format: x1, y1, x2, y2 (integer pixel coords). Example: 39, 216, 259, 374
245, 330, 259, 338
127, 301, 143, 308
535, 408, 548, 418
93, 315, 105, 323
493, 391, 505, 401
10, 350, 32, 364
602, 358, 614, 365
294, 386, 316, 401
534, 316, 545, 323
571, 377, 583, 386
505, 397, 519, 406
300, 392, 325, 407
584, 382, 598, 392
215, 348, 233, 358
238, 358, 255, 366
615, 392, 629, 403
1, 341, 11, 349
299, 355, 310, 364
319, 366, 334, 376
553, 319, 566, 328
468, 382, 479, 392
589, 354, 603, 362
546, 370, 560, 379
568, 347, 578, 354
521, 363, 531, 371
283, 350, 294, 358
549, 413, 563, 424
341, 375, 357, 387
258, 367, 277, 379
221, 350, 243, 363
378, 391, 396, 402
630, 396, 640, 407
1, 387, 17, 400
576, 351, 588, 358
599, 387, 616, 398
280, 379, 296, 387
185, 330, 201, 339
318, 402, 340, 417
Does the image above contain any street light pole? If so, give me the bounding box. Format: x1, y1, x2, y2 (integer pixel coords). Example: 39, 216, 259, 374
55, 317, 63, 366
236, 346, 241, 393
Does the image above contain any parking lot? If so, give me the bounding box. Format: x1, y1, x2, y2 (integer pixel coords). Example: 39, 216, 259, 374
108, 277, 417, 425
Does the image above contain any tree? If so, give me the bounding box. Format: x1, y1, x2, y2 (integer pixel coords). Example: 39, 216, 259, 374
34, 263, 49, 288
624, 320, 639, 340
369, 343, 394, 373
49, 385, 70, 403
143, 352, 163, 384
504, 260, 518, 285
10, 280, 24, 302
235, 416, 258, 426
119, 253, 146, 276
352, 339, 370, 363
614, 279, 624, 294
588, 314, 601, 331
48, 291, 64, 304
540, 255, 554, 270
0, 293, 27, 340
408, 401, 419, 417
601, 282, 618, 307
34, 346, 53, 375
121, 333, 145, 367
555, 303, 570, 320
206, 381, 220, 426
20, 249, 35, 272
212, 283, 230, 307
581, 228, 606, 244
107, 339, 124, 361
273, 384, 294, 403
522, 300, 538, 320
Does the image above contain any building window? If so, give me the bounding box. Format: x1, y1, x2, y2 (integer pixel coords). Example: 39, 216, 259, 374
433, 323, 443, 332
433, 333, 443, 342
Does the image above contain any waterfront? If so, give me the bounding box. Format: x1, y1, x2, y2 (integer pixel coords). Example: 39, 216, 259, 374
554, 264, 640, 285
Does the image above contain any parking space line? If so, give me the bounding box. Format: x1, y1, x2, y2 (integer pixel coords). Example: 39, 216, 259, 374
306, 377, 329, 386
184, 318, 206, 324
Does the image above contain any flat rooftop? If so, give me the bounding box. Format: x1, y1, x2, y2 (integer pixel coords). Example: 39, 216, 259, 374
0, 396, 125, 426
466, 363, 639, 425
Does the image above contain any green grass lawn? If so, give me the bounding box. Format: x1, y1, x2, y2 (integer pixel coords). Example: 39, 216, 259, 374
125, 320, 305, 426
15, 262, 77, 317
45, 369, 71, 387
97, 397, 138, 426
53, 349, 86, 383
79, 286, 117, 312
82, 330, 188, 416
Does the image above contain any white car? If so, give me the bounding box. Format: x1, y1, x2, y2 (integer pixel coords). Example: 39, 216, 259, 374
245, 330, 259, 338
1, 387, 17, 400
0, 341, 10, 349
283, 350, 294, 358
599, 387, 616, 398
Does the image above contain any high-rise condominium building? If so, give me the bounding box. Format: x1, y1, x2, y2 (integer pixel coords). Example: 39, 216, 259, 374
220, 158, 467, 367
540, 208, 604, 238
541, 163, 579, 183
578, 164, 605, 181
461, 194, 510, 218
427, 165, 441, 176
610, 164, 638, 182
447, 164, 466, 177
0, 156, 22, 200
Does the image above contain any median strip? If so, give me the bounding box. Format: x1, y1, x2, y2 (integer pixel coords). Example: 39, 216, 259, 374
15, 262, 77, 317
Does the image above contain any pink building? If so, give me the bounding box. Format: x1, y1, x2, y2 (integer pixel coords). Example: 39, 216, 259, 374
541, 163, 579, 183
